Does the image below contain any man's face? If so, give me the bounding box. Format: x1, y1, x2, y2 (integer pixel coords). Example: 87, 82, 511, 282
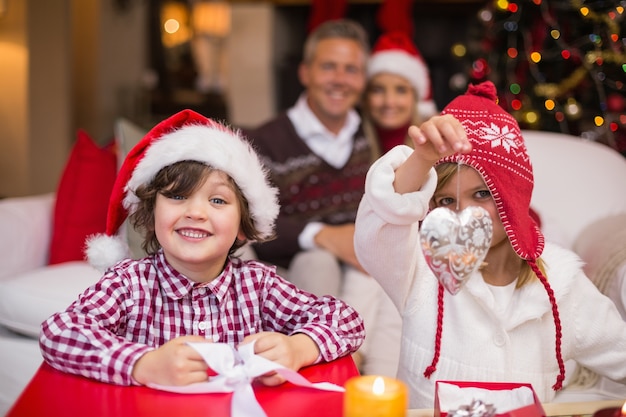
299, 38, 366, 133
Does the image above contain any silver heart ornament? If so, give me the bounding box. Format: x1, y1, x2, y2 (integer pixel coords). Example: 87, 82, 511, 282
419, 206, 493, 295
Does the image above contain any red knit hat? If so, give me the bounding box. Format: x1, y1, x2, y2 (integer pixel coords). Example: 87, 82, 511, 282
423, 81, 565, 390
367, 31, 438, 119
85, 109, 279, 271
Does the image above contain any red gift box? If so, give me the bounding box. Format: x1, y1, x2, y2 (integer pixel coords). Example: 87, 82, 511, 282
434, 381, 546, 417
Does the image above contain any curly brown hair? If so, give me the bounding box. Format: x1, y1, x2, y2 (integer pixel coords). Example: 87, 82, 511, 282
129, 160, 269, 256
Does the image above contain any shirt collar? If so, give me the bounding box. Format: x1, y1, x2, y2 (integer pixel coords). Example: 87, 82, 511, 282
287, 93, 360, 141
154, 250, 234, 302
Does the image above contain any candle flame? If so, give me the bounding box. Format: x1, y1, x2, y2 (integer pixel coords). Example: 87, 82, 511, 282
372, 376, 385, 395
621, 402, 626, 416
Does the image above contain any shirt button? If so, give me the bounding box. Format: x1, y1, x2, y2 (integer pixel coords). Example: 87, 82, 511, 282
198, 321, 208, 331
197, 287, 207, 295
493, 332, 506, 347
328, 345, 338, 354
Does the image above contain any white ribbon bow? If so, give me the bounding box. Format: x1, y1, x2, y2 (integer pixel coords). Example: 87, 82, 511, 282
148, 342, 345, 417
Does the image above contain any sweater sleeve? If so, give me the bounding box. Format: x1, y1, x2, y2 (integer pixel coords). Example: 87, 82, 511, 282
38, 271, 152, 385
243, 117, 312, 268
354, 145, 438, 311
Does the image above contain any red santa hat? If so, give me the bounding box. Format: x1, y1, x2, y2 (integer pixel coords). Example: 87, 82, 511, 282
423, 82, 565, 391
367, 31, 438, 119
85, 109, 279, 271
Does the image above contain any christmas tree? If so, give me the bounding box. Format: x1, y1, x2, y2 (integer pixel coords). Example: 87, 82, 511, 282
453, 0, 626, 156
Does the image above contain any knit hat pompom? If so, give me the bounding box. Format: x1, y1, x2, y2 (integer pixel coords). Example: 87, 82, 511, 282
86, 109, 279, 271
466, 81, 499, 101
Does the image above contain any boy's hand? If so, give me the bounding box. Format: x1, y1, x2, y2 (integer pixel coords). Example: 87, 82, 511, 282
241, 332, 320, 386
132, 335, 210, 386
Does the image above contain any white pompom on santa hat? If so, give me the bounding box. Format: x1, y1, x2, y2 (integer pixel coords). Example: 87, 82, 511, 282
367, 31, 438, 119
85, 109, 279, 271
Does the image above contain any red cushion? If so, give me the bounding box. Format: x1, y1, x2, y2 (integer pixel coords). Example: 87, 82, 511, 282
48, 130, 117, 265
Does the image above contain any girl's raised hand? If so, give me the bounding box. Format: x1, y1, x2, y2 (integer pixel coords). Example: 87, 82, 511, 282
393, 115, 471, 194
408, 114, 471, 163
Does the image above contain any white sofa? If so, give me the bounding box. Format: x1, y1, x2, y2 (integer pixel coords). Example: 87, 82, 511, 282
0, 130, 625, 414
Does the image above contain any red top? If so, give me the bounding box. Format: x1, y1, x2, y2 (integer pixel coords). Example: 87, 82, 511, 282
376, 124, 411, 153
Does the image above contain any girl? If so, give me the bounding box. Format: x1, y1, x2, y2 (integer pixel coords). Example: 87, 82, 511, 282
354, 81, 626, 407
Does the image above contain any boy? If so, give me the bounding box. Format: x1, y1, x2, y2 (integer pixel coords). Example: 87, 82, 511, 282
40, 109, 364, 387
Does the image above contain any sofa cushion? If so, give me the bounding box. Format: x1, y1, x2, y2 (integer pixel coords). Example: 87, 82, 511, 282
573, 213, 626, 297
0, 262, 101, 337
0, 194, 55, 281
523, 130, 626, 249
48, 130, 117, 264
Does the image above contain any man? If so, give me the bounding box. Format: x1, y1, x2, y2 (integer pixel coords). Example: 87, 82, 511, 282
244, 19, 370, 297
244, 19, 401, 379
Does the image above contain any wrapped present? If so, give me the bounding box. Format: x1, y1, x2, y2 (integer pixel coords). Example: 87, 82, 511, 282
434, 381, 545, 417
148, 342, 345, 417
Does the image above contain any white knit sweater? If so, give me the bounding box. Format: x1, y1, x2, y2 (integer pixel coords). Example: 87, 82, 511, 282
354, 145, 626, 408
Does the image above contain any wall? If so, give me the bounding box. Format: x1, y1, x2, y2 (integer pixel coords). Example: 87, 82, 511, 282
224, 3, 275, 129
72, 0, 147, 142
0, 0, 147, 198
0, 0, 71, 197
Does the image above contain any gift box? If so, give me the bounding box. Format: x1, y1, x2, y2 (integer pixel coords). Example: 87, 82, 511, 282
434, 381, 546, 417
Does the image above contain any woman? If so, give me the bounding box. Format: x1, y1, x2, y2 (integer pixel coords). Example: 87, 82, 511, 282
362, 30, 438, 159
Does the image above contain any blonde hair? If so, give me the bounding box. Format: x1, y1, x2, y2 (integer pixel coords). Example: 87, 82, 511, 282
433, 162, 547, 288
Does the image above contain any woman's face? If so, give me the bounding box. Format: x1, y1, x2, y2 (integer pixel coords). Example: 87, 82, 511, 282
366, 73, 416, 130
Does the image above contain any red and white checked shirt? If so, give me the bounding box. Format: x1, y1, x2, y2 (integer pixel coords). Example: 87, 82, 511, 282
39, 252, 364, 385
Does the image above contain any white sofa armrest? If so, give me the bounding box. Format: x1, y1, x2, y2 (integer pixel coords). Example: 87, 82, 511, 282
524, 130, 626, 249
0, 194, 55, 280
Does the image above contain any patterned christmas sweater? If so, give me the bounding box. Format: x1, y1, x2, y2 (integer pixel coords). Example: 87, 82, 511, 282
243, 113, 372, 268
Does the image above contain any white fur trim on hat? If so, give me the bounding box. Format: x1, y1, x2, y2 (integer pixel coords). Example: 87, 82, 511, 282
125, 124, 279, 240
367, 50, 431, 101
417, 99, 439, 119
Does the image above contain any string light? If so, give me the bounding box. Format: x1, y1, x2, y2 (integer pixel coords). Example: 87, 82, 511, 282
496, 0, 509, 12
457, 0, 625, 152
530, 52, 542, 63
594, 116, 605, 126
